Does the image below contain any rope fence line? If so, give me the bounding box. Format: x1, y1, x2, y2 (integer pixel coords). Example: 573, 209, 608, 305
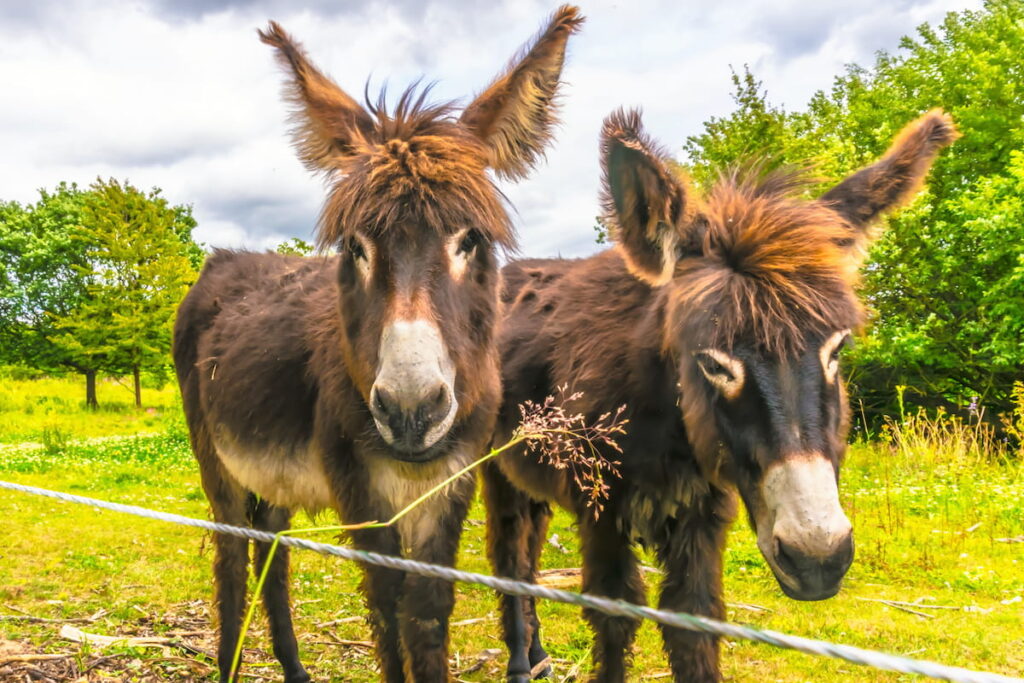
0, 479, 1020, 683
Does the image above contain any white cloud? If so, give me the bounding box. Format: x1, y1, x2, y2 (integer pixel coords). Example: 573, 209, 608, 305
0, 0, 982, 258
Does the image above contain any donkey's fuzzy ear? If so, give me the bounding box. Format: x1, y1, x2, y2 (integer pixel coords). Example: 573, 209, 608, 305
259, 21, 375, 173
460, 5, 584, 181
821, 109, 958, 229
601, 109, 695, 286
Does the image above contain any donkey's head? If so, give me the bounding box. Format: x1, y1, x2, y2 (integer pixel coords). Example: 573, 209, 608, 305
260, 8, 582, 460
601, 109, 956, 600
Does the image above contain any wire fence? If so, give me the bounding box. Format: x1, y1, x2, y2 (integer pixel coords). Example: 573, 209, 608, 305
0, 478, 1020, 683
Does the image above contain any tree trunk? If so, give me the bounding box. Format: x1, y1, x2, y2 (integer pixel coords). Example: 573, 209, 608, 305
85, 369, 98, 410
133, 365, 142, 408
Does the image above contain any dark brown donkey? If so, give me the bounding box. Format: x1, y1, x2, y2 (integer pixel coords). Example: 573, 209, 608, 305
173, 8, 583, 682
484, 108, 957, 682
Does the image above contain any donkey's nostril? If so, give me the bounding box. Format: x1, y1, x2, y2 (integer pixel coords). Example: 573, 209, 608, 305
372, 385, 398, 420
429, 384, 452, 421
774, 536, 801, 578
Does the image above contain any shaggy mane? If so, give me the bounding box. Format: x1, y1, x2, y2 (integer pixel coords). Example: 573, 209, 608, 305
316, 84, 515, 251
671, 167, 865, 355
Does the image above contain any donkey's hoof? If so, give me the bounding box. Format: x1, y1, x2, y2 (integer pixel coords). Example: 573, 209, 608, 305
507, 676, 531, 683
529, 651, 553, 679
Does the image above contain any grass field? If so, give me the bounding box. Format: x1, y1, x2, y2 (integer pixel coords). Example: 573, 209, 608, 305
0, 376, 1022, 681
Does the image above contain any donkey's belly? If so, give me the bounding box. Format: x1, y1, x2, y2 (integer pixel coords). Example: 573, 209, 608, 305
214, 432, 334, 512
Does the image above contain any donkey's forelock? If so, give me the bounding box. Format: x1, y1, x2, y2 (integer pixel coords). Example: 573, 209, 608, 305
317, 87, 515, 251
669, 168, 865, 355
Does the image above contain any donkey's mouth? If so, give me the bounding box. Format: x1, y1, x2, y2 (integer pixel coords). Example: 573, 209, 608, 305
385, 437, 451, 463
774, 572, 844, 602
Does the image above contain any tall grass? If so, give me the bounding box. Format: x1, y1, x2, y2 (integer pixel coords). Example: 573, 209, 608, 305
842, 394, 1024, 597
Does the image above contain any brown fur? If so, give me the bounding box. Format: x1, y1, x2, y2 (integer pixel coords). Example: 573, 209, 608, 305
485, 108, 956, 682
176, 10, 583, 682
821, 108, 959, 226
461, 5, 584, 179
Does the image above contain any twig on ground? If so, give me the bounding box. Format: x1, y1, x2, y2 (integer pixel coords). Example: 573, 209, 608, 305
530, 656, 553, 678
854, 597, 935, 619
727, 602, 774, 614
1, 608, 105, 625
314, 615, 363, 629
60, 624, 178, 649
454, 648, 502, 676
450, 616, 494, 627
0, 655, 70, 665
309, 639, 374, 648
536, 567, 582, 589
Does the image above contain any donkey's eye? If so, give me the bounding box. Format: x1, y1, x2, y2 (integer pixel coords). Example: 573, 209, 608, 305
695, 349, 745, 399
347, 237, 367, 261
821, 330, 852, 383
830, 335, 850, 362
697, 355, 733, 382
457, 229, 483, 255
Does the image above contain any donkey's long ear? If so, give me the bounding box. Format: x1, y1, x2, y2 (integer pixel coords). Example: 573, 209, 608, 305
821, 109, 958, 229
259, 21, 374, 173
601, 109, 695, 286
460, 5, 584, 180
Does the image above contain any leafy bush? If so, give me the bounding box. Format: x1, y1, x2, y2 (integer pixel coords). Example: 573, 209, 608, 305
684, 0, 1024, 420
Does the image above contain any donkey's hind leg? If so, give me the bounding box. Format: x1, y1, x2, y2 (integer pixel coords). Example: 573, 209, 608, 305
252, 500, 309, 683
195, 453, 251, 683
525, 497, 553, 678
483, 463, 546, 682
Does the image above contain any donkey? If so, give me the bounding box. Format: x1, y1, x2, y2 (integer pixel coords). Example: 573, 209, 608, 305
173, 8, 583, 682
483, 108, 957, 682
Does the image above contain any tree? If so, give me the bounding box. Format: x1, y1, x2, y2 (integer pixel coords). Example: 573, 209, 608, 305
683, 66, 793, 190
275, 237, 314, 256
682, 0, 1024, 419
0, 184, 100, 403
50, 179, 201, 407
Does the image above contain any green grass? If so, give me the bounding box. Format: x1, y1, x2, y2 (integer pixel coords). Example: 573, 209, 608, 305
0, 376, 1022, 681
0, 372, 182, 444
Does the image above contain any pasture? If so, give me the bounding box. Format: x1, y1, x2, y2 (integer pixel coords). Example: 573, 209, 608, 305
0, 376, 1022, 681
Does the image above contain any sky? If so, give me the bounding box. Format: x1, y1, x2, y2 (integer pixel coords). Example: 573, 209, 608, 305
0, 0, 982, 259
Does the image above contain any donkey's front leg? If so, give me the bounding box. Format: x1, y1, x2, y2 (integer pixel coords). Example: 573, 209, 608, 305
348, 525, 408, 683
398, 477, 474, 682
580, 514, 645, 683
656, 492, 733, 683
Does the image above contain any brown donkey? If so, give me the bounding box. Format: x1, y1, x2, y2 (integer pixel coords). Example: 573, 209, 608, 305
173, 8, 583, 682
484, 108, 957, 681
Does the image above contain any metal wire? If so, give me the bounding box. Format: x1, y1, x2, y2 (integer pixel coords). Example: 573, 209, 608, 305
0, 478, 1019, 683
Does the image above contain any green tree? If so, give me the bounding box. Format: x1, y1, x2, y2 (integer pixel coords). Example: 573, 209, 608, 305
683, 0, 1024, 419
683, 66, 793, 190
0, 184, 100, 402
275, 237, 314, 256
51, 179, 201, 407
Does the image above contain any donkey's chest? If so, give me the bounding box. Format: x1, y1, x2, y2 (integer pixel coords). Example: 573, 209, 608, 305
363, 452, 474, 553
619, 465, 711, 546
214, 431, 334, 513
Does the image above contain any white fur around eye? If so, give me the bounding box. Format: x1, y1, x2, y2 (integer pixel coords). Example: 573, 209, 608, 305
351, 232, 373, 283
446, 229, 474, 281
696, 349, 745, 399
820, 329, 851, 383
